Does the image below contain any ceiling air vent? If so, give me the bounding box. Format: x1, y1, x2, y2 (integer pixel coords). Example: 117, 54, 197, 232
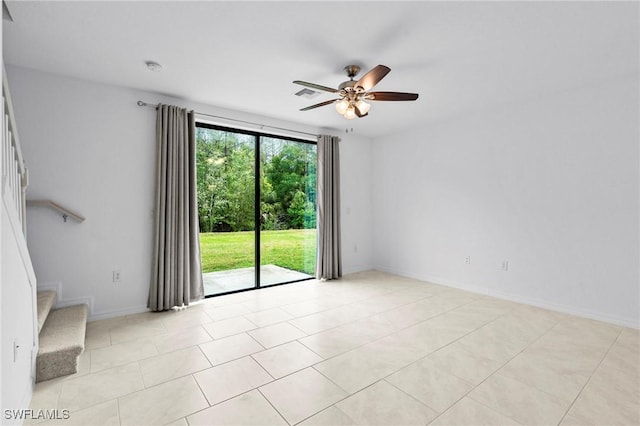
294, 88, 320, 99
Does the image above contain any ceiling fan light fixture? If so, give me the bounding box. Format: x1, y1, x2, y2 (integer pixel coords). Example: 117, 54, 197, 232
355, 99, 371, 115
335, 99, 349, 115
344, 105, 356, 120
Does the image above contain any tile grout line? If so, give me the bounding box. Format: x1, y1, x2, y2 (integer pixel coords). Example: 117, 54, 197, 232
198, 338, 265, 369
382, 378, 443, 416
423, 313, 564, 425
185, 373, 218, 423
292, 366, 356, 425
393, 313, 508, 405
293, 293, 484, 369
288, 294, 507, 414
465, 316, 620, 425
116, 397, 122, 426
277, 283, 435, 334
207, 290, 418, 358
555, 327, 623, 426
256, 387, 293, 426
462, 316, 565, 425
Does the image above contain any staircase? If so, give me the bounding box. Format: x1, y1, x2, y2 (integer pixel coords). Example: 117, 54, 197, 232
36, 290, 88, 382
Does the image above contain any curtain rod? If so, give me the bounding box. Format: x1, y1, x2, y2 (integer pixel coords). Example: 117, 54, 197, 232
137, 101, 319, 138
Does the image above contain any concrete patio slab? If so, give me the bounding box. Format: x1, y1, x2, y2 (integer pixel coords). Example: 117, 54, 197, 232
203, 264, 313, 296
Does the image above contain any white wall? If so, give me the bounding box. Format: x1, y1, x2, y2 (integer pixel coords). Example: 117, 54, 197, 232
339, 132, 373, 274
372, 76, 639, 327
7, 66, 156, 319
6, 66, 373, 319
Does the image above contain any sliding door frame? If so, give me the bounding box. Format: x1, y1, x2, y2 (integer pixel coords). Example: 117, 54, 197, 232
196, 122, 317, 298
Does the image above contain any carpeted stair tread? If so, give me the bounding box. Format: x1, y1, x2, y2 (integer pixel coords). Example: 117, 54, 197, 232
36, 304, 88, 382
36, 290, 56, 334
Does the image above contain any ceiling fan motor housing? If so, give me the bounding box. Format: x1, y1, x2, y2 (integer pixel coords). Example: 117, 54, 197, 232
339, 65, 362, 92
338, 80, 357, 91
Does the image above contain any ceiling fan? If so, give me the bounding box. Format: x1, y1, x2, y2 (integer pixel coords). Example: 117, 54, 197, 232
293, 64, 418, 119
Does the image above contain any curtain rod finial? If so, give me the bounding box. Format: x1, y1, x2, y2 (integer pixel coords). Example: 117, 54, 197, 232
137, 101, 145, 106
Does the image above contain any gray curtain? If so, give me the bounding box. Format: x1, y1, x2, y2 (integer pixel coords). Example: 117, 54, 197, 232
148, 104, 204, 311
316, 135, 342, 280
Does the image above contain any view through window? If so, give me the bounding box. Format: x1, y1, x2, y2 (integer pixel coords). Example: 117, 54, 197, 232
196, 124, 317, 296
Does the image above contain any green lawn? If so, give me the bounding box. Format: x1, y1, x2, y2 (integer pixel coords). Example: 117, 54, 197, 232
199, 229, 316, 274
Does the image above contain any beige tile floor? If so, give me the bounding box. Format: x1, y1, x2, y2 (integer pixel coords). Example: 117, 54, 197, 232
29, 271, 639, 425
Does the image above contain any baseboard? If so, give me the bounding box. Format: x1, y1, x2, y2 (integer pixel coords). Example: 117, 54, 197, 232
342, 264, 374, 276
372, 266, 639, 330
486, 289, 639, 330
88, 305, 149, 322
36, 282, 149, 322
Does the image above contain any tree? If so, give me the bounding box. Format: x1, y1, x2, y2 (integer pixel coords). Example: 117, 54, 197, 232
197, 128, 317, 232
304, 199, 316, 229
287, 190, 306, 229
196, 129, 255, 232
196, 128, 226, 232
265, 143, 317, 229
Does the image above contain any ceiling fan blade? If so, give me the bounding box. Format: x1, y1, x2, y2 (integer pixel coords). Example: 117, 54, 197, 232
300, 99, 340, 111
354, 65, 391, 91
366, 91, 419, 101
293, 80, 339, 94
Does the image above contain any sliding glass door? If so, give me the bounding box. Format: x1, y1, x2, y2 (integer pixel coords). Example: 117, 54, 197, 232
196, 127, 256, 295
259, 137, 317, 287
196, 124, 316, 296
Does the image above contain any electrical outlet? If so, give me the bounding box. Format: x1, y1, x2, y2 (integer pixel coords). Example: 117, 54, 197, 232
502, 261, 509, 271
113, 270, 122, 283
465, 256, 471, 265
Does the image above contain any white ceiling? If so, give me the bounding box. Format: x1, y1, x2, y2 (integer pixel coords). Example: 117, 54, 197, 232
3, 1, 638, 138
